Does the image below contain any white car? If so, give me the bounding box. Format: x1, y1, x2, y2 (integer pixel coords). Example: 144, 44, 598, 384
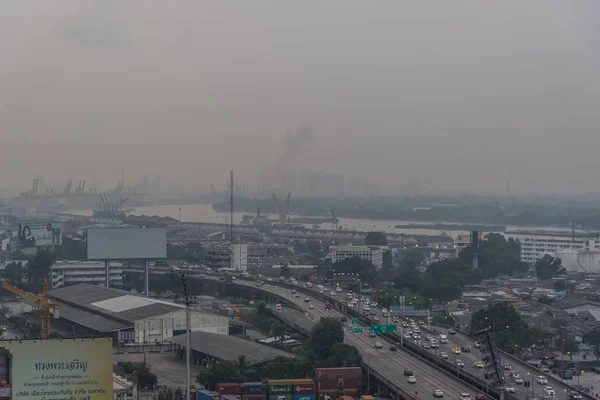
330, 292, 336, 296
544, 387, 555, 396
537, 376, 548, 384
541, 365, 549, 372
407, 375, 416, 384
308, 304, 315, 309
363, 306, 371, 311
514, 378, 523, 384
440, 352, 448, 359
504, 387, 515, 394
433, 389, 444, 398
374, 341, 383, 349
459, 393, 470, 400
335, 287, 342, 292
317, 284, 324, 290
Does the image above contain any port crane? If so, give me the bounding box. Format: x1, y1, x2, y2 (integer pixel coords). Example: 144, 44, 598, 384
272, 193, 291, 225
1, 279, 62, 339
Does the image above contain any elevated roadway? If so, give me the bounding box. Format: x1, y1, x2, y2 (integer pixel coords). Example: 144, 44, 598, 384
226, 279, 481, 400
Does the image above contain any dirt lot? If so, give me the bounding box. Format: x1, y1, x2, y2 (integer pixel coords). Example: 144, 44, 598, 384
113, 352, 203, 388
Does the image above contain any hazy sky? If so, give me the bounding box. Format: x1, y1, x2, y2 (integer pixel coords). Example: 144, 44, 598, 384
1, 1, 600, 195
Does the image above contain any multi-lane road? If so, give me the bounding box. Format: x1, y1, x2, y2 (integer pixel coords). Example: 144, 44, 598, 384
230, 278, 480, 400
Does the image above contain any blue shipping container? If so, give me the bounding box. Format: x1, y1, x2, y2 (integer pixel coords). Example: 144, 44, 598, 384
242, 383, 267, 395
197, 390, 219, 400
293, 394, 316, 400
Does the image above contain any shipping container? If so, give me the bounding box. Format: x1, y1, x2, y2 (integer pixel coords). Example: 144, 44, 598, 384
360, 396, 376, 400
294, 394, 317, 400
317, 389, 359, 398
197, 390, 219, 400
316, 368, 362, 381
222, 395, 241, 400
242, 383, 267, 395
242, 396, 267, 400
292, 380, 316, 394
340, 396, 354, 400
218, 384, 241, 396
269, 395, 292, 400
267, 385, 293, 395
317, 378, 361, 391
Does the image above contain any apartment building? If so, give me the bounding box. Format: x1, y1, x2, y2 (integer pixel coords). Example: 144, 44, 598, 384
329, 245, 385, 269
50, 261, 123, 289
520, 237, 600, 264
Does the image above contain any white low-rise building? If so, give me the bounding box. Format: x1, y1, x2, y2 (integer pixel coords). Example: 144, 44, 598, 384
50, 261, 123, 289
520, 237, 600, 265
329, 245, 385, 269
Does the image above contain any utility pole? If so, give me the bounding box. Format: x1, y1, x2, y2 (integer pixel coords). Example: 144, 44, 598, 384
181, 274, 192, 400
230, 170, 234, 269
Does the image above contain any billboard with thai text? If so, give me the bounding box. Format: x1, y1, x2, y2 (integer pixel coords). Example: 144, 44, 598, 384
4, 338, 113, 400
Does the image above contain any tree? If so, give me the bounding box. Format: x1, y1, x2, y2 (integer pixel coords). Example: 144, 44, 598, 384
280, 265, 290, 279
321, 343, 362, 368
562, 339, 579, 359
331, 257, 377, 284
381, 251, 393, 279
471, 303, 531, 352
586, 329, 600, 360
304, 317, 344, 360
157, 387, 184, 400
25, 250, 56, 293
234, 355, 249, 382
554, 279, 567, 292
535, 255, 566, 280
256, 357, 307, 379
2, 262, 23, 287
365, 232, 387, 246
196, 361, 243, 390
458, 234, 528, 279
537, 295, 554, 305
117, 361, 157, 388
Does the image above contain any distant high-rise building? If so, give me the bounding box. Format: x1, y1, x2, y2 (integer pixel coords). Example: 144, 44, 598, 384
348, 178, 362, 197
309, 171, 325, 197
281, 172, 297, 194
298, 170, 311, 196
151, 175, 161, 194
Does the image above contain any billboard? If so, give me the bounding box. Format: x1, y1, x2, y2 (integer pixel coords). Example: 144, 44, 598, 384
4, 338, 113, 400
19, 223, 62, 248
87, 227, 167, 260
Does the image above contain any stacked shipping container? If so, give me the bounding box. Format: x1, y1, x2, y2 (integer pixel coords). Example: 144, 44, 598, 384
216, 368, 361, 400
197, 390, 220, 400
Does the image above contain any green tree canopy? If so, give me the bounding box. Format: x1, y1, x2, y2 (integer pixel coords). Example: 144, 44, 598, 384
304, 317, 344, 360
25, 250, 56, 293
365, 232, 387, 246
471, 303, 531, 352
2, 262, 23, 287
458, 233, 528, 279
331, 257, 377, 284
535, 255, 566, 280
320, 343, 362, 368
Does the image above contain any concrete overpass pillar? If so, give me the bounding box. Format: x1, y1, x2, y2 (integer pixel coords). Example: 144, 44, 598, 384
144, 260, 150, 297
105, 260, 110, 288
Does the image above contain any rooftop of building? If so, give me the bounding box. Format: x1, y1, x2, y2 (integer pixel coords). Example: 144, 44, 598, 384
329, 245, 385, 251
168, 331, 296, 365
50, 284, 191, 325
51, 261, 124, 269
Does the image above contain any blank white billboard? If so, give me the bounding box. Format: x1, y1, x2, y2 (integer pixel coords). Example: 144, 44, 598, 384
87, 228, 167, 260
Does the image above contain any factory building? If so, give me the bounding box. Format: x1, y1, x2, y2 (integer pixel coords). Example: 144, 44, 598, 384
49, 284, 229, 344
50, 261, 124, 289
520, 237, 600, 264
329, 245, 384, 269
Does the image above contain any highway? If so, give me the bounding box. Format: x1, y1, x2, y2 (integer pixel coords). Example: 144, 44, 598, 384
231, 279, 480, 400
295, 282, 584, 400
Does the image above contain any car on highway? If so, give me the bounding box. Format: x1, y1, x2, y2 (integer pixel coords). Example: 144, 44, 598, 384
256, 281, 263, 286
413, 334, 421, 340
275, 304, 282, 310
402, 323, 409, 328
291, 289, 297, 294
452, 347, 461, 354
569, 392, 583, 400
503, 364, 512, 370
461, 346, 471, 353
544, 387, 555, 396
431, 342, 439, 349
407, 375, 416, 384
422, 343, 431, 349
440, 352, 448, 359
459, 393, 471, 400
309, 304, 315, 309
448, 328, 456, 335
541, 365, 549, 372
389, 345, 397, 351
537, 376, 548, 384
504, 387, 515, 394
433, 389, 444, 398
363, 306, 370, 311
475, 395, 486, 400
294, 293, 300, 298
404, 369, 413, 376
369, 332, 376, 337
304, 297, 310, 302
330, 291, 336, 296
325, 304, 331, 310
374, 341, 383, 349
514, 377, 523, 384
455, 360, 465, 368
473, 361, 484, 369
335, 287, 342, 292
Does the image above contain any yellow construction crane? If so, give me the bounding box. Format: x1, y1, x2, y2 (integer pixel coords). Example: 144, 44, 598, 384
1, 278, 63, 339
272, 193, 291, 225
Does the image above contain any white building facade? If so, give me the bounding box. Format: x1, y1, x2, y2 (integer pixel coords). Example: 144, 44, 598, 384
232, 243, 248, 271
50, 261, 123, 288
520, 237, 600, 264
329, 245, 384, 269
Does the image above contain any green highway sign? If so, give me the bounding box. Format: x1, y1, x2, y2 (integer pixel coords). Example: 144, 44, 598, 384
351, 327, 363, 333
370, 324, 397, 333
352, 318, 359, 325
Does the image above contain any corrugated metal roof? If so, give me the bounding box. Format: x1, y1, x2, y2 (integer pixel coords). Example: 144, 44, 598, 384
168, 331, 296, 365
59, 304, 133, 332
49, 283, 186, 324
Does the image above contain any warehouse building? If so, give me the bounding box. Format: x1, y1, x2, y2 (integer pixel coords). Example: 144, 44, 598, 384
49, 284, 229, 344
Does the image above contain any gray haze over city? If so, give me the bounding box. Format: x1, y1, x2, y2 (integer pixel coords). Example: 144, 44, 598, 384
2, 1, 600, 196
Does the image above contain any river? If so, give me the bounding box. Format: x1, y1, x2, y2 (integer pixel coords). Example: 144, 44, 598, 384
73, 203, 588, 240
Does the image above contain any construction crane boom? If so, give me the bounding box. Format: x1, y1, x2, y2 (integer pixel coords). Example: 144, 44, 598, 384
284, 193, 291, 222
1, 279, 62, 339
